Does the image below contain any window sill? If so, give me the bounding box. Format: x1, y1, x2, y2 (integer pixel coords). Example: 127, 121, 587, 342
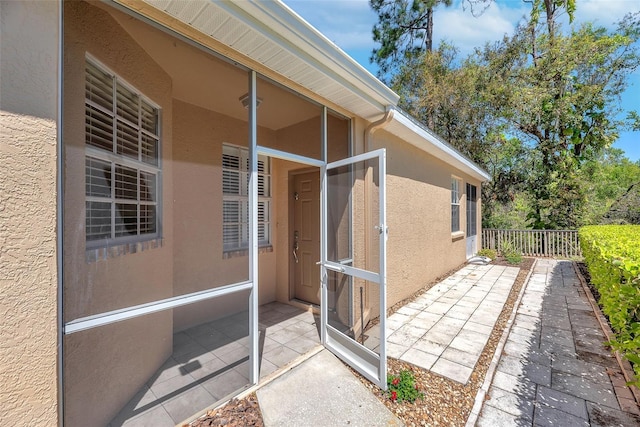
451, 231, 465, 241
86, 238, 164, 263
223, 245, 273, 259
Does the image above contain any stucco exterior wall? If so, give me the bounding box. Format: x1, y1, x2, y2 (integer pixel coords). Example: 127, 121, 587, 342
63, 2, 174, 425
370, 129, 483, 308
0, 0, 60, 424
172, 99, 279, 331
0, 1, 60, 425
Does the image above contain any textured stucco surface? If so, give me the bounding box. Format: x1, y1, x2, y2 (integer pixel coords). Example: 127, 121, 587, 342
371, 129, 483, 309
63, 3, 174, 426
0, 1, 59, 425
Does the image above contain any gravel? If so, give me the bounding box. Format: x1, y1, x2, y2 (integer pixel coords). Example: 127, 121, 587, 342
351, 257, 534, 427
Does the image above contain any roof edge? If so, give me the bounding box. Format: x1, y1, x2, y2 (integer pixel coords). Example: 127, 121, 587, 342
227, 0, 399, 107
390, 110, 491, 182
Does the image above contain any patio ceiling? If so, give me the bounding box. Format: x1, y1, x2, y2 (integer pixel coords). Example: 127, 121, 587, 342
107, 3, 322, 131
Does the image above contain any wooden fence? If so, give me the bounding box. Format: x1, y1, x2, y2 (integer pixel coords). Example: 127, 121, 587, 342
482, 229, 582, 258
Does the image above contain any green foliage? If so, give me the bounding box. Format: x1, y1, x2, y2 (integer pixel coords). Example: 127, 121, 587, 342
373, 0, 640, 231
483, 193, 532, 229
382, 2, 640, 229
477, 248, 497, 259
480, 15, 640, 229
499, 240, 522, 264
387, 370, 424, 403
579, 225, 640, 384
581, 148, 640, 225
370, 0, 453, 78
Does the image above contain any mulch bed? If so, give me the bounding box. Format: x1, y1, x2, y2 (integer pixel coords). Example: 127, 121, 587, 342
351, 257, 534, 426
187, 394, 263, 427
188, 257, 534, 427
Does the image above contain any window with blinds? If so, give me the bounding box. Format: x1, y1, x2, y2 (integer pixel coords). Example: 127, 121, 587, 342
222, 144, 271, 251
451, 177, 461, 233
85, 57, 161, 247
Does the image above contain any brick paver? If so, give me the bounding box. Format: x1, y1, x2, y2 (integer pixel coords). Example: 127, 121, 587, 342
476, 259, 640, 426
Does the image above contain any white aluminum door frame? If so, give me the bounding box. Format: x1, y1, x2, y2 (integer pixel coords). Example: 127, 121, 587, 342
320, 148, 387, 389
466, 183, 478, 259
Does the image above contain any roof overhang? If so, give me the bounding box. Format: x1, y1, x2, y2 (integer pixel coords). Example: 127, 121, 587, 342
112, 0, 398, 121
110, 0, 489, 182
386, 110, 491, 182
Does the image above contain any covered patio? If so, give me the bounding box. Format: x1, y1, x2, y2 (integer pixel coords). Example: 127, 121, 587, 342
109, 302, 320, 426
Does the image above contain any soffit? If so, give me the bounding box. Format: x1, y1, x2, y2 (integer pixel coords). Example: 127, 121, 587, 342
112, 0, 398, 122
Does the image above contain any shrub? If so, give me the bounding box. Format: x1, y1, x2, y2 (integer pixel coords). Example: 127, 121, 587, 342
477, 248, 497, 259
499, 240, 522, 264
579, 225, 640, 384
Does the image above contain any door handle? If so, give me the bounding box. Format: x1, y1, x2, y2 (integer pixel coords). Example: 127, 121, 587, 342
293, 230, 299, 263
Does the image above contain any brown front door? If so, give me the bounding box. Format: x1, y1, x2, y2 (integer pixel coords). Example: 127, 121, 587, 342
292, 170, 320, 305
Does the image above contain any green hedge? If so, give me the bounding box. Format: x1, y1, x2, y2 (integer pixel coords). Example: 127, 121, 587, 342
579, 225, 640, 383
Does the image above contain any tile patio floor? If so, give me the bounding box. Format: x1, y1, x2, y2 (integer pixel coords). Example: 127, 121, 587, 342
109, 302, 321, 426
386, 263, 519, 384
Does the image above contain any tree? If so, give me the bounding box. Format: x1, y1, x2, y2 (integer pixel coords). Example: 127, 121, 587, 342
477, 13, 640, 228
581, 148, 640, 224
390, 43, 530, 227
370, 0, 452, 79
378, 1, 640, 229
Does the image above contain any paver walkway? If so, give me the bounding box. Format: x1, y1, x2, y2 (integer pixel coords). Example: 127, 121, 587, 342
476, 259, 640, 426
387, 263, 519, 384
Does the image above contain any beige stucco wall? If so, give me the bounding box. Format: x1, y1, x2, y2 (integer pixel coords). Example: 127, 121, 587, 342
172, 99, 279, 331
0, 1, 60, 425
368, 127, 483, 308
63, 2, 174, 425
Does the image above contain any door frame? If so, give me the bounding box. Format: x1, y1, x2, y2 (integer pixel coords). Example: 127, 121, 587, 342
288, 166, 321, 305
320, 148, 387, 389
466, 183, 478, 259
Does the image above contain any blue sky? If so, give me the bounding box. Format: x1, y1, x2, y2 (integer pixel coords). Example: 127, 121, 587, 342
284, 0, 640, 161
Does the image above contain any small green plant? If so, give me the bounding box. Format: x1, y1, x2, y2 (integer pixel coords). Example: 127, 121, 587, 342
477, 248, 497, 259
499, 240, 522, 264
386, 370, 424, 403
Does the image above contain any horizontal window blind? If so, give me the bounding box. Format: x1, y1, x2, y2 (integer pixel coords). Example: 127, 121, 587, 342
85, 58, 161, 247
222, 144, 270, 251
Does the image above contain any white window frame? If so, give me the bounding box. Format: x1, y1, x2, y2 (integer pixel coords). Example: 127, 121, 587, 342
222, 143, 271, 252
85, 56, 161, 249
451, 176, 461, 233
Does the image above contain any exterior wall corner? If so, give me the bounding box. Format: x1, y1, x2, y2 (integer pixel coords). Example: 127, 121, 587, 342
0, 1, 61, 425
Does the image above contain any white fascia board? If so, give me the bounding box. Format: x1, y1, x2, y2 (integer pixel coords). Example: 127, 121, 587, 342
390, 110, 491, 182
221, 0, 399, 110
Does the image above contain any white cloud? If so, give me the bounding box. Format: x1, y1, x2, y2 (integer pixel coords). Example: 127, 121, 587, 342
284, 0, 531, 57
573, 0, 639, 27
284, 0, 377, 49
285, 0, 640, 60
433, 1, 528, 55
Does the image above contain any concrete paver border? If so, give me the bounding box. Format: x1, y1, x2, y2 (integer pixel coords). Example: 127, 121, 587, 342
465, 259, 538, 427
